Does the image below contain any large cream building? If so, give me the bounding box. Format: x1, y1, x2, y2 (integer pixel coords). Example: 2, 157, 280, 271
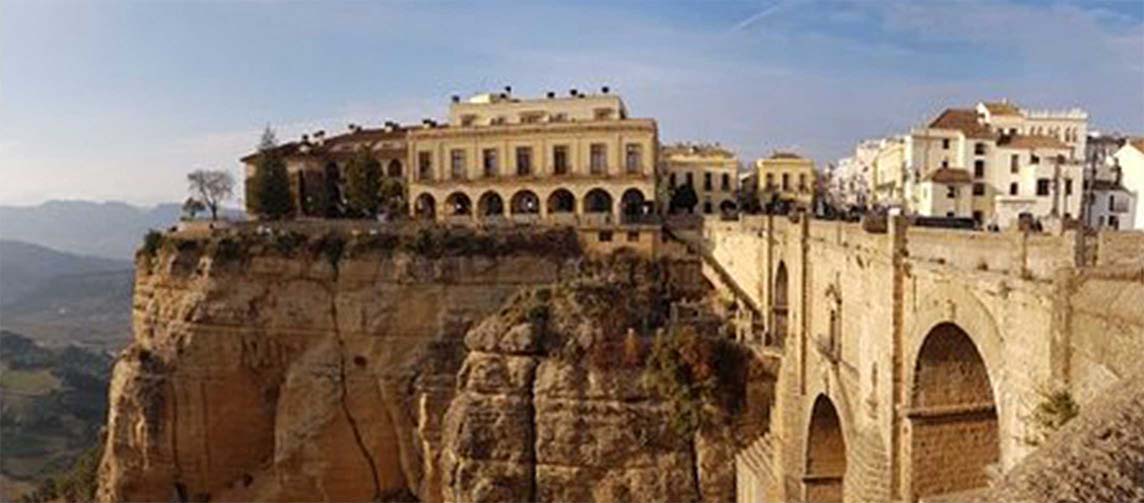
866, 101, 1086, 228
405, 89, 658, 227
660, 143, 740, 214
755, 152, 817, 207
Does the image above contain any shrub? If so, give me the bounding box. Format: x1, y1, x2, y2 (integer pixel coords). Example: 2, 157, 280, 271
1024, 386, 1079, 446
641, 326, 747, 437
140, 229, 164, 258
270, 230, 307, 256
314, 232, 346, 270
209, 236, 246, 264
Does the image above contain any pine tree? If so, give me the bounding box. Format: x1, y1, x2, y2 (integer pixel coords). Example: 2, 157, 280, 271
248, 126, 294, 219
344, 147, 382, 218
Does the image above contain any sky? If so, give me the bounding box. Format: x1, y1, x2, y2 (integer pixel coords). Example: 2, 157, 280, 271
1, 0, 1142, 206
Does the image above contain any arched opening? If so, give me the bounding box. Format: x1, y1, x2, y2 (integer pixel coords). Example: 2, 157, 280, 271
387, 159, 403, 177
478, 191, 504, 218
805, 395, 847, 503
510, 190, 540, 214
414, 193, 436, 220
584, 188, 613, 214
771, 262, 789, 347
720, 199, 737, 214
445, 192, 472, 216
547, 189, 576, 214
909, 322, 999, 500
620, 188, 648, 223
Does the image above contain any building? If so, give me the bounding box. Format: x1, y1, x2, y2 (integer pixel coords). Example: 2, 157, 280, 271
755, 152, 817, 208
1104, 137, 1144, 230
660, 143, 740, 214
865, 100, 1087, 228
830, 138, 880, 209
241, 123, 409, 217
405, 88, 658, 227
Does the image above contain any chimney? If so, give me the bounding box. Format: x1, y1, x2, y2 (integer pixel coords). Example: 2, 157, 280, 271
301, 134, 310, 143
546, 91, 555, 99
570, 88, 578, 97
451, 94, 460, 103
504, 85, 512, 94
601, 85, 610, 94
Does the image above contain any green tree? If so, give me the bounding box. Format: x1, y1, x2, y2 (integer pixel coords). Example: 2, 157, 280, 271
248, 127, 294, 219
344, 147, 382, 218
670, 182, 699, 214
379, 177, 406, 220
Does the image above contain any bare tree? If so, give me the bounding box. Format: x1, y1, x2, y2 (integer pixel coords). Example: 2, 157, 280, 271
187, 169, 235, 221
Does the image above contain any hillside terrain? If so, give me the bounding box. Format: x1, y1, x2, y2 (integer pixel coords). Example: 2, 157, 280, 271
0, 331, 112, 502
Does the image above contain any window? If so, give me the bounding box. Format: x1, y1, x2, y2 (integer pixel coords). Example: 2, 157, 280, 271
418, 151, 433, 180
946, 186, 957, 199
1031, 154, 1040, 165
721, 173, 730, 191
669, 172, 677, 188
1109, 194, 1115, 211
941, 159, 949, 168
1036, 178, 1051, 196
973, 211, 983, 224
974, 160, 985, 178
490, 116, 506, 125
553, 145, 569, 175
590, 143, 607, 174
798, 174, 807, 192
703, 172, 712, 191
765, 173, 774, 189
593, 108, 614, 120
973, 183, 985, 196
703, 201, 713, 214
598, 230, 613, 242
1010, 154, 1019, 173
1065, 178, 1073, 196
626, 231, 639, 242
516, 147, 533, 176
483, 148, 499, 177
946, 211, 955, 218
520, 112, 543, 124
974, 142, 986, 155
942, 138, 950, 150
450, 149, 466, 179
1009, 182, 1018, 195
460, 115, 477, 127
550, 113, 567, 122
782, 173, 790, 191
625, 144, 642, 173
686, 172, 694, 186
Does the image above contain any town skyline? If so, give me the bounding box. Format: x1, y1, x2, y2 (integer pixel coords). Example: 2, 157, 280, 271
1, 0, 1142, 206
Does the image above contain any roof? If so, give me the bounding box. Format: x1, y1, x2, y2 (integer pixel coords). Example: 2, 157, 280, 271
923, 167, 972, 184
928, 108, 997, 139
1091, 179, 1127, 192
982, 101, 1021, 116
239, 125, 410, 163
661, 143, 736, 158
768, 151, 803, 160
998, 134, 1070, 150
1129, 137, 1144, 154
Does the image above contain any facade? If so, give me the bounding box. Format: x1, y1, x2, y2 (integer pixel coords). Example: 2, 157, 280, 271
660, 143, 740, 214
405, 89, 658, 227
755, 152, 817, 207
865, 101, 1087, 228
1106, 138, 1144, 230
241, 124, 409, 217
830, 138, 880, 208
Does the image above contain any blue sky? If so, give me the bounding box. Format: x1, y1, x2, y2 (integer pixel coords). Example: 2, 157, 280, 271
1, 0, 1141, 205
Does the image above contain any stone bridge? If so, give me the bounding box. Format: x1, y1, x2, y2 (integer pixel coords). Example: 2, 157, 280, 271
692, 215, 1144, 502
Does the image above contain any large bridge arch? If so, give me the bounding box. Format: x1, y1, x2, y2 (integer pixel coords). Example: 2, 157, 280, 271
771, 260, 790, 347
904, 285, 1005, 502
804, 394, 848, 503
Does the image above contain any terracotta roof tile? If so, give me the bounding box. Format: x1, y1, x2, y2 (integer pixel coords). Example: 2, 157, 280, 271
923, 167, 972, 184
998, 134, 1070, 150
768, 151, 803, 160
1129, 137, 1144, 154
928, 109, 997, 139
983, 101, 1021, 116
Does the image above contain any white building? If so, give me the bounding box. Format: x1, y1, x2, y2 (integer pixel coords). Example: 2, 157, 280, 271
864, 100, 1087, 229
1103, 138, 1144, 230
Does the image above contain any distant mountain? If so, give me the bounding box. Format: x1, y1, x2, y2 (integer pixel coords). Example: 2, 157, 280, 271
0, 240, 133, 350
0, 200, 243, 259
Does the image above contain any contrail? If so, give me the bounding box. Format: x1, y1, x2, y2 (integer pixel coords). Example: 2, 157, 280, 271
730, 0, 787, 32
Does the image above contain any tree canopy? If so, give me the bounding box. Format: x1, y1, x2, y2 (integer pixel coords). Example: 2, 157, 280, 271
186, 170, 234, 220
344, 147, 382, 218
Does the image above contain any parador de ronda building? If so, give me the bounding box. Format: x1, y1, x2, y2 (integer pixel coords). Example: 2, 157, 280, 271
242, 88, 659, 233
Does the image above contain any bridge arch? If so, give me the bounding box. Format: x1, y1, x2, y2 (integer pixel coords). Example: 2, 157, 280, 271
805, 394, 847, 503
906, 321, 1000, 500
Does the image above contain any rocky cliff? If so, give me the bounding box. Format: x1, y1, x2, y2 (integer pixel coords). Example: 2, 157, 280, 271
97, 226, 751, 502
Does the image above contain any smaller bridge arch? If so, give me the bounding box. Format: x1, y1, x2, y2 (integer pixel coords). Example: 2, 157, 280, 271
805, 394, 847, 503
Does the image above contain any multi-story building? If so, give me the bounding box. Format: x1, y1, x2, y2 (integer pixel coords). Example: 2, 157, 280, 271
865, 100, 1086, 228
755, 152, 817, 208
241, 123, 409, 217
660, 143, 740, 214
830, 138, 880, 208
1104, 137, 1144, 230
405, 89, 658, 227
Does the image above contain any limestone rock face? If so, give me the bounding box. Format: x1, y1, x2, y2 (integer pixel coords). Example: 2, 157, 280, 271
98, 244, 568, 503
440, 284, 741, 503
